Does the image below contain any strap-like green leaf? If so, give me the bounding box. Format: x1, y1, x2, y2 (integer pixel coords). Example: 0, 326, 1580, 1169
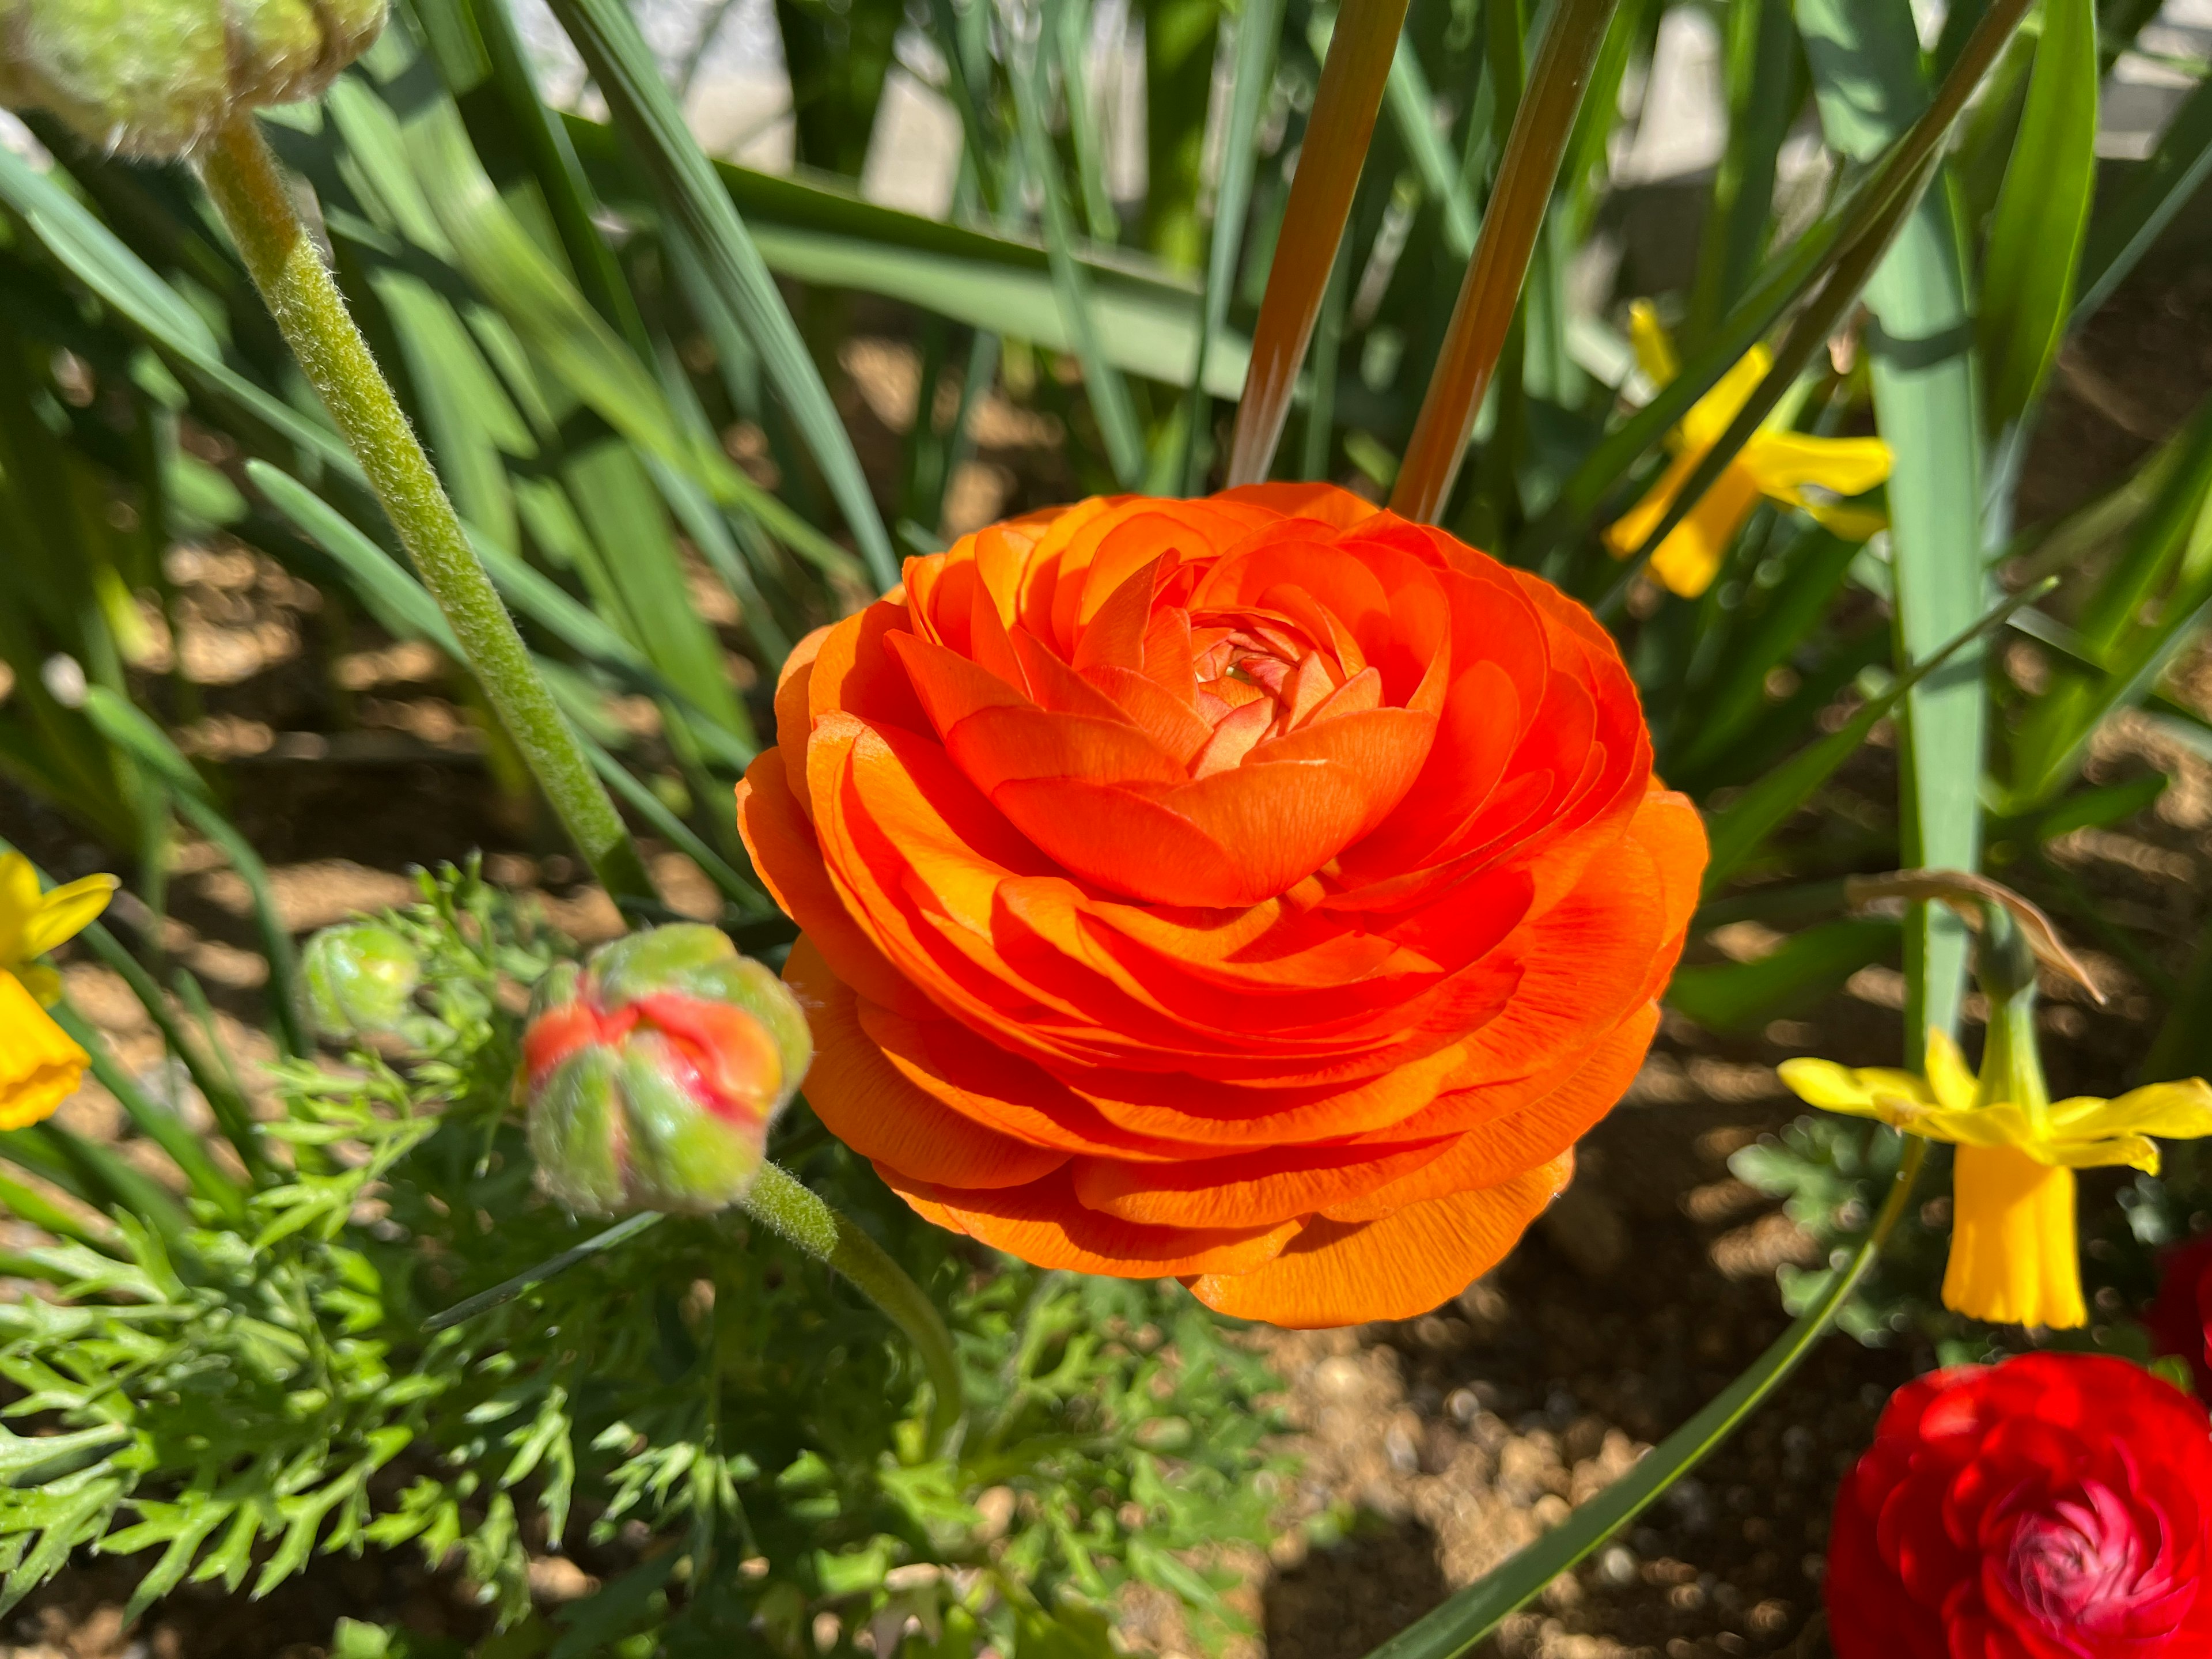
544, 0, 899, 588
1978, 0, 2097, 433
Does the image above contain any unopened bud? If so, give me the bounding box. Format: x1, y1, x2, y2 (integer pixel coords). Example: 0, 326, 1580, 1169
0, 0, 388, 160
303, 921, 422, 1039
521, 925, 810, 1216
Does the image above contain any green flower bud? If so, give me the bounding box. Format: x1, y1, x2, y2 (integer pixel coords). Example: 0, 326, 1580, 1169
0, 0, 388, 160
302, 920, 422, 1039
521, 925, 812, 1216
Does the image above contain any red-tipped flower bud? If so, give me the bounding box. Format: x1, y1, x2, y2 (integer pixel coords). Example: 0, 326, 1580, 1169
520, 925, 810, 1215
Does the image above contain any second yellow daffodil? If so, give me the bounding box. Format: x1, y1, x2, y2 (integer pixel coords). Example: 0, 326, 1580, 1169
1781, 1031, 2212, 1330
0, 851, 118, 1130
1604, 302, 1893, 599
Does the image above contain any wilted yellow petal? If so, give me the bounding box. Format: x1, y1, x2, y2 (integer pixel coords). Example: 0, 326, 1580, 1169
0, 971, 86, 1130
1923, 1029, 1980, 1116
1942, 1143, 2085, 1330
17, 873, 117, 961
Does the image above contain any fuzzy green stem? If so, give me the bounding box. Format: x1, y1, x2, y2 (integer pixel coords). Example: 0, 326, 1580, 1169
198, 115, 654, 907
741, 1162, 966, 1453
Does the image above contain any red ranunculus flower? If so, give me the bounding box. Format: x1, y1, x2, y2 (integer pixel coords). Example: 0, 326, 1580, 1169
2148, 1234, 2212, 1402
1829, 1352, 2212, 1658
737, 484, 1703, 1326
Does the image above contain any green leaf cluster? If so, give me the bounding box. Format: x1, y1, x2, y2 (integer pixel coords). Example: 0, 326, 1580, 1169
0, 867, 1287, 1655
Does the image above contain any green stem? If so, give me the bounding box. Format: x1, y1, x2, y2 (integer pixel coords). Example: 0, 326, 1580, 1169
198, 115, 654, 908
740, 1162, 967, 1453
1358, 1135, 1930, 1659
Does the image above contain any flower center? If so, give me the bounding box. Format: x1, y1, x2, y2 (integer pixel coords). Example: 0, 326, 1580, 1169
2004, 1482, 2170, 1634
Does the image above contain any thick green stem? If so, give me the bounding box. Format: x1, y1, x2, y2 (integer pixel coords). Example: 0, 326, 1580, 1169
741, 1162, 966, 1453
198, 115, 653, 907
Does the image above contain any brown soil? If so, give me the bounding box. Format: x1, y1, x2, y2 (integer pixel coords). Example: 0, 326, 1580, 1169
6, 249, 2212, 1659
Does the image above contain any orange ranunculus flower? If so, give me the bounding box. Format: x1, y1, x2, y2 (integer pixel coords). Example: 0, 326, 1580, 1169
737, 483, 1705, 1327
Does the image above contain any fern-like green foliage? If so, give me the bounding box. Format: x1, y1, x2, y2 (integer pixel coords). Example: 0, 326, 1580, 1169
0, 866, 1288, 1656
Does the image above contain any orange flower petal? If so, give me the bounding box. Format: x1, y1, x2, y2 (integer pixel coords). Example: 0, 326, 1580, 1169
889, 1164, 1300, 1277
990, 779, 1251, 906
1214, 481, 1385, 528
1323, 1005, 1656, 1218
1068, 1132, 1460, 1228
1185, 1156, 1571, 1327
783, 937, 1065, 1188
736, 752, 936, 1018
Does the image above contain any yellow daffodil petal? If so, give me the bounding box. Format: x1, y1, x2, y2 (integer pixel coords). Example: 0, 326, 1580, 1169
17, 872, 117, 961
0, 971, 87, 1130
1648, 464, 1765, 598
1942, 1143, 2086, 1330
1604, 445, 1764, 597
1677, 347, 1772, 450
2053, 1080, 2212, 1143
2039, 1134, 2161, 1174
1627, 300, 1679, 387
1912, 1102, 2041, 1149
1923, 1029, 1980, 1116
0, 852, 40, 963
1777, 1058, 1936, 1116
1797, 500, 1888, 543
14, 964, 60, 1008
1738, 431, 1893, 504
1604, 446, 1700, 559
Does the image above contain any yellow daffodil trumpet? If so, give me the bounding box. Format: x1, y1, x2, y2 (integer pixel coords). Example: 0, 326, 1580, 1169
1780, 902, 2212, 1329
1603, 301, 1892, 599
0, 851, 118, 1129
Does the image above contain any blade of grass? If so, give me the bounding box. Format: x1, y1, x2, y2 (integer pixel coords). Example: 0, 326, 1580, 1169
250, 457, 757, 775
2006, 387, 2212, 806
78, 687, 309, 1058
1356, 1137, 1927, 1659
1007, 11, 1146, 486
544, 0, 898, 589
199, 116, 656, 908
1225, 0, 1414, 485
2074, 72, 2212, 326
1181, 0, 1284, 490
1389, 0, 1619, 522
1803, 0, 2004, 1047
1384, 30, 1476, 258
1527, 0, 2034, 570
1685, 0, 1797, 341
47, 1005, 245, 1222
1978, 0, 2097, 435
1700, 581, 2051, 892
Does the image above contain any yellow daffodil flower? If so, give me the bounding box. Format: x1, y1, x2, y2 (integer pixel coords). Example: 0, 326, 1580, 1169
1603, 301, 1893, 599
1779, 1030, 2212, 1330
0, 851, 118, 1130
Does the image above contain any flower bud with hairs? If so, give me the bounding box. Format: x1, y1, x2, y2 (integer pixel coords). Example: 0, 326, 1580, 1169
0, 0, 386, 160
521, 925, 813, 1217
